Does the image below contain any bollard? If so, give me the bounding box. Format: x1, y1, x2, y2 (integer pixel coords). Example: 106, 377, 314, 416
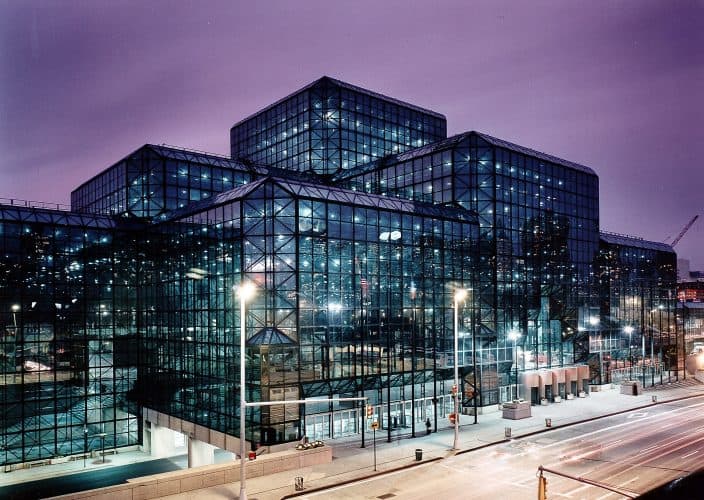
294, 476, 304, 491
545, 418, 552, 428
505, 427, 512, 438
652, 395, 657, 403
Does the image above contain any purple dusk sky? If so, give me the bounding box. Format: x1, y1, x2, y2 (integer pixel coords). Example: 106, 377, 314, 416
1, 1, 702, 268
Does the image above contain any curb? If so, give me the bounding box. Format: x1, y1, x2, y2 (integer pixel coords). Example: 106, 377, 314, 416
281, 455, 443, 499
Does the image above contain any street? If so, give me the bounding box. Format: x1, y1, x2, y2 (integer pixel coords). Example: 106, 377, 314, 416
300, 395, 704, 499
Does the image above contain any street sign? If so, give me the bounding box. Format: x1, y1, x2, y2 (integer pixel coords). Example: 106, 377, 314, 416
371, 421, 380, 430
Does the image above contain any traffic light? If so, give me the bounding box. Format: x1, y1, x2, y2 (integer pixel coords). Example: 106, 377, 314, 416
538, 474, 547, 500
366, 405, 373, 419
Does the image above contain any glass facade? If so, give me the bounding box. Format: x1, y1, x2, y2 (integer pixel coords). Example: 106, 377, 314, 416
0, 77, 681, 465
135, 177, 477, 446
230, 76, 447, 175
71, 145, 254, 219
338, 131, 601, 399
0, 205, 140, 465
597, 232, 678, 385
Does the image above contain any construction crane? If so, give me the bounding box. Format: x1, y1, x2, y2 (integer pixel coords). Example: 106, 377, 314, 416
666, 215, 699, 247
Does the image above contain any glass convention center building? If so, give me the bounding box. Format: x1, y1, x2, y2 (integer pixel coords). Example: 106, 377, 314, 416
0, 76, 677, 467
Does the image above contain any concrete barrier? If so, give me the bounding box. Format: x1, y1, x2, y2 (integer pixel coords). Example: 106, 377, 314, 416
47, 445, 332, 500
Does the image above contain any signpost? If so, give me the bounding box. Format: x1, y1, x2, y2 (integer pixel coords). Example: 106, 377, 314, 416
370, 421, 379, 471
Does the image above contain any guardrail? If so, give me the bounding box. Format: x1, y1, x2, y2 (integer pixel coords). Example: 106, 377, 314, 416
0, 197, 70, 211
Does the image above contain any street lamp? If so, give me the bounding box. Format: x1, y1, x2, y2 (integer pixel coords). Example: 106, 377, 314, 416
329, 302, 342, 345
624, 326, 634, 380
83, 425, 88, 468
649, 305, 664, 385
658, 304, 664, 384
11, 304, 19, 330
237, 281, 256, 500
452, 288, 467, 451
641, 323, 646, 387
588, 316, 602, 383
410, 283, 417, 438
508, 329, 521, 400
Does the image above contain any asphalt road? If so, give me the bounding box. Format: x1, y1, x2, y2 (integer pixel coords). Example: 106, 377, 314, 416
0, 457, 183, 500
299, 395, 704, 499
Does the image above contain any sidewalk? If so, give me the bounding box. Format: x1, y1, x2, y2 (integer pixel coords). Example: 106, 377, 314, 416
162, 379, 704, 500
3, 379, 702, 498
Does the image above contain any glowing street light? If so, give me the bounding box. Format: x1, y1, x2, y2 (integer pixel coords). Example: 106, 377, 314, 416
624, 326, 634, 379
237, 281, 256, 500
452, 288, 467, 451
11, 304, 20, 329
508, 329, 521, 400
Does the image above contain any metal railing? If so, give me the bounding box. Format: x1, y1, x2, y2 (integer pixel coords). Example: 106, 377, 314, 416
0, 197, 70, 211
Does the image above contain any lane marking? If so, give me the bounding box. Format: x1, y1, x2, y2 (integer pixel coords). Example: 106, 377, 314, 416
596, 491, 617, 500
299, 461, 437, 498
681, 450, 698, 459
542, 400, 704, 453
563, 484, 591, 497
618, 477, 639, 486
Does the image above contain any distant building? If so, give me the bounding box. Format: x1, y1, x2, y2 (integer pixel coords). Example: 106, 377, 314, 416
677, 258, 704, 283
679, 281, 704, 302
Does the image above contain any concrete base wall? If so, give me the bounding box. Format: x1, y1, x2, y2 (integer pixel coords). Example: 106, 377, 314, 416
149, 424, 177, 458
188, 439, 216, 468
143, 407, 247, 456
48, 445, 333, 500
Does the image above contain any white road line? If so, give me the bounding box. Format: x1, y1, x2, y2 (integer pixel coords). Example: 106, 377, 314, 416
543, 401, 704, 468
596, 491, 616, 500
437, 462, 467, 473
681, 450, 699, 459
542, 400, 704, 451
299, 461, 436, 498
594, 477, 638, 500
618, 477, 639, 487
639, 445, 659, 454
563, 484, 591, 497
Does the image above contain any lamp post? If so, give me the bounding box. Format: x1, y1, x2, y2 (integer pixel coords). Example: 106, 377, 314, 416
649, 307, 656, 386
11, 304, 19, 330
624, 326, 634, 380
651, 304, 664, 385
410, 283, 417, 438
508, 329, 521, 400
641, 325, 646, 387
588, 316, 600, 383
11, 305, 20, 384
658, 304, 664, 384
83, 425, 88, 468
452, 288, 467, 451
237, 281, 256, 500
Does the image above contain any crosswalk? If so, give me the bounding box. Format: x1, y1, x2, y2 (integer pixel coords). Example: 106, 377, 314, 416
645, 378, 703, 392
